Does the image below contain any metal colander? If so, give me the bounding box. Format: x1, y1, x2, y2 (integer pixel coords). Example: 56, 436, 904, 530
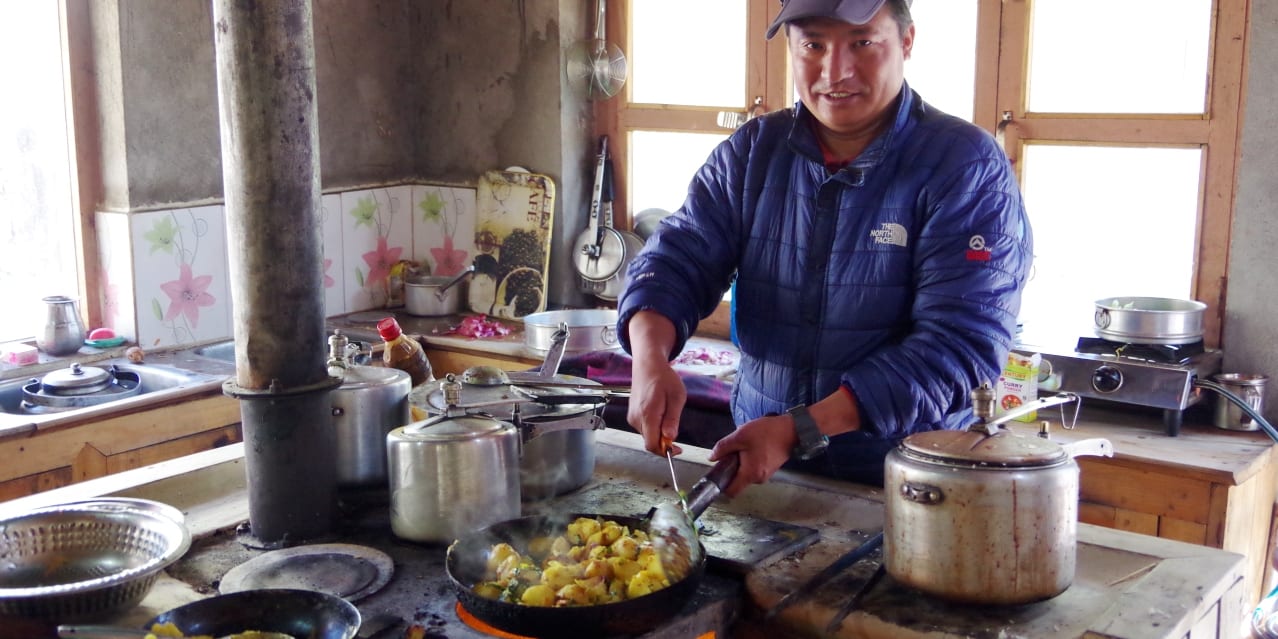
0, 498, 191, 621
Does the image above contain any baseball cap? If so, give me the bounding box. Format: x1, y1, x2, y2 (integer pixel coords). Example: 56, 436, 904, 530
765, 0, 888, 39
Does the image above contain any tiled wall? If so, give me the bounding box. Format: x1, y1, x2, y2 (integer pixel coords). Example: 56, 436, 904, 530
96, 183, 477, 350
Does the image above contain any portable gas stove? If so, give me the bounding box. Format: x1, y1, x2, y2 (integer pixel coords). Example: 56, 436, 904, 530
1014, 337, 1222, 436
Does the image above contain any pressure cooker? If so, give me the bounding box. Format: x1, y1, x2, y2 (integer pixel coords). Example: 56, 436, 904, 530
884, 386, 1113, 605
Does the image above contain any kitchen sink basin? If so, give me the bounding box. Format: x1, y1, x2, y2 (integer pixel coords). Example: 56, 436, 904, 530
191, 340, 235, 363
0, 358, 226, 424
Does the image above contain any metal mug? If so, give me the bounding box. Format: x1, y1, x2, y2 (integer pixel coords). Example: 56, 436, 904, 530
1213, 373, 1269, 431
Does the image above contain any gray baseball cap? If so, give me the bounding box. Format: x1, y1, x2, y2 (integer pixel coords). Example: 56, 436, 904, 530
766, 0, 888, 39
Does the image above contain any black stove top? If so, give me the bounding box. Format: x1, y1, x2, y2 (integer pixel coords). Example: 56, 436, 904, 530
1074, 337, 1206, 365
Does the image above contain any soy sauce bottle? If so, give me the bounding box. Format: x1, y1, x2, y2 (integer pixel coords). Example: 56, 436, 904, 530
376, 317, 433, 387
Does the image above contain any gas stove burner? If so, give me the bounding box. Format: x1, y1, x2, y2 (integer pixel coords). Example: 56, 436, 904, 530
20, 363, 142, 413
1075, 337, 1205, 365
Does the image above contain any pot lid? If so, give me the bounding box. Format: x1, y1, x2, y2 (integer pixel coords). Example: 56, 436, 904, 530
41, 363, 113, 393
338, 365, 410, 390
900, 429, 1069, 468
391, 414, 515, 442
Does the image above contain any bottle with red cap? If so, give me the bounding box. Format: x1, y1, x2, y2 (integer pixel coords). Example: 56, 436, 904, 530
377, 317, 433, 387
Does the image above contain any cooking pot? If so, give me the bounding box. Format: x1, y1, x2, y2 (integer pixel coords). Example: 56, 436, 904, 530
331, 365, 411, 487
404, 265, 474, 316
523, 309, 620, 355
884, 387, 1112, 605
388, 373, 606, 542
1093, 296, 1206, 345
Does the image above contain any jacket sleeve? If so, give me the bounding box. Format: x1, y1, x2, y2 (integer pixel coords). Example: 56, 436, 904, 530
842, 149, 1034, 436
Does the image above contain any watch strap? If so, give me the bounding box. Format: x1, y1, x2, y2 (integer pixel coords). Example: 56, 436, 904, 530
787, 404, 829, 460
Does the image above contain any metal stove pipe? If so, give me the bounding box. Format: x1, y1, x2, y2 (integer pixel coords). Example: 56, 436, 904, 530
212, 0, 338, 543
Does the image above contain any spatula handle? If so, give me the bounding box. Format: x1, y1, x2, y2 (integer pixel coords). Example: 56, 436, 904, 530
685, 453, 740, 519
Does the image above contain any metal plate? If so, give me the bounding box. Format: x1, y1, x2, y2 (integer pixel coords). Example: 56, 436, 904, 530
219, 543, 394, 603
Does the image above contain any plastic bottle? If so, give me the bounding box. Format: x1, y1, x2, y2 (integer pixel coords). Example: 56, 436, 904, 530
376, 317, 433, 387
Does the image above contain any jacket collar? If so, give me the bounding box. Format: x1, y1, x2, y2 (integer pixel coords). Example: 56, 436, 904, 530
788, 81, 917, 175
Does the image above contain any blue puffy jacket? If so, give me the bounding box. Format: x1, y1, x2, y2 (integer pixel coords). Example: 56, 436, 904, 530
618, 86, 1033, 479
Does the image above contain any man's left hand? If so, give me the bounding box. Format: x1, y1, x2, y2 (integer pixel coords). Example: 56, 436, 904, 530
708, 414, 798, 498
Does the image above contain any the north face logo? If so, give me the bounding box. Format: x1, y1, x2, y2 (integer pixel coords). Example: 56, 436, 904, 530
870, 223, 908, 247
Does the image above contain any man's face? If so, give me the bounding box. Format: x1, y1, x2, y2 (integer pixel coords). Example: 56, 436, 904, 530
786, 10, 914, 138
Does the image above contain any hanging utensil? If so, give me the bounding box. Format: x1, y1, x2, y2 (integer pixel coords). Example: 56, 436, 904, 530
572, 136, 620, 295
566, 0, 627, 100
594, 156, 645, 302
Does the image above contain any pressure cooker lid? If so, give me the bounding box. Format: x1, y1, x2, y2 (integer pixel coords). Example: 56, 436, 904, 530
41, 363, 113, 393
900, 429, 1069, 467
391, 414, 514, 442
338, 365, 410, 390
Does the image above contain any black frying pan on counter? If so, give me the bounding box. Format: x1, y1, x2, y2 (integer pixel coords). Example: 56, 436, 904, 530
445, 513, 707, 638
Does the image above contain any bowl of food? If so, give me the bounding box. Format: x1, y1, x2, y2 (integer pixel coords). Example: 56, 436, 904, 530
145, 589, 361, 639
0, 498, 190, 621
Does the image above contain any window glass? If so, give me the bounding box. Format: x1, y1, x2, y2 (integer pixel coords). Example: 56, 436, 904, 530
906, 0, 978, 122
1026, 0, 1211, 114
630, 0, 747, 107
1017, 144, 1201, 342
630, 130, 728, 214
0, 3, 79, 342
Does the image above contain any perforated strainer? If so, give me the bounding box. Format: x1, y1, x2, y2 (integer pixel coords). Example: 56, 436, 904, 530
566, 0, 627, 99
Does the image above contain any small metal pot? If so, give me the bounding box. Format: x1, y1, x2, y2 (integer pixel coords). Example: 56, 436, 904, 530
1093, 296, 1206, 345
386, 409, 522, 543
404, 266, 474, 316
884, 390, 1112, 605
331, 365, 411, 487
522, 309, 620, 355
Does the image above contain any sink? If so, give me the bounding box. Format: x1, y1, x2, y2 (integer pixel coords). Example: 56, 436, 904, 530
0, 358, 225, 424
192, 340, 236, 363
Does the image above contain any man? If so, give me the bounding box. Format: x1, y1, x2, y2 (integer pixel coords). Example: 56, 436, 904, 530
617, 0, 1033, 497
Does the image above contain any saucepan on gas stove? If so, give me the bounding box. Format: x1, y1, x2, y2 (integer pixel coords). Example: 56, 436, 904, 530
1093, 296, 1206, 345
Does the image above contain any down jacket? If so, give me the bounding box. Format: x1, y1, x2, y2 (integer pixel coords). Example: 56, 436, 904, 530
618, 85, 1033, 471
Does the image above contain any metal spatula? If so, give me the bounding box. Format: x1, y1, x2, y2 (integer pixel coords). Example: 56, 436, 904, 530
649, 452, 739, 582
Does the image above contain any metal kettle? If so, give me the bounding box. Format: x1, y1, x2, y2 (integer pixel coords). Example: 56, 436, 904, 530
37, 295, 86, 356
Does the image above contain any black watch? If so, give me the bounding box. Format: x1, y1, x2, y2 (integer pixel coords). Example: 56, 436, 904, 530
787, 404, 829, 460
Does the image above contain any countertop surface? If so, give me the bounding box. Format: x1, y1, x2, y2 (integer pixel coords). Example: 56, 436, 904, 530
0, 430, 1248, 639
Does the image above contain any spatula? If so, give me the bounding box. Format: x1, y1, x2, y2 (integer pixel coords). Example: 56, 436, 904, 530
649, 451, 740, 583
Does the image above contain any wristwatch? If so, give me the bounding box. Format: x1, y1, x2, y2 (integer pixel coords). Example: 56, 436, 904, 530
787, 404, 829, 460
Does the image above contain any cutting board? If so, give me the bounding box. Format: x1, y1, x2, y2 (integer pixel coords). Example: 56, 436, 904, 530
469, 168, 555, 319
529, 479, 819, 575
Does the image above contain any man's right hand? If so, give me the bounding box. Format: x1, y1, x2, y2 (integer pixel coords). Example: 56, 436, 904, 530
624, 311, 687, 456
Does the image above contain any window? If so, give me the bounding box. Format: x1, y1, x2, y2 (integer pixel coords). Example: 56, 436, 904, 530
601, 0, 1244, 348
0, 3, 81, 343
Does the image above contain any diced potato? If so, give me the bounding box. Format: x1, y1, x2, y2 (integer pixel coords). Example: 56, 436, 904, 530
556, 583, 592, 606
610, 535, 639, 560
626, 569, 668, 598
607, 556, 642, 583
542, 560, 578, 590
487, 543, 520, 576
521, 584, 557, 607
474, 582, 504, 600
582, 558, 612, 580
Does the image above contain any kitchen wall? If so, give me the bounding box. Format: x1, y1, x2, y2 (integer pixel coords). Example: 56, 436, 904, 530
1229, 0, 1278, 424
81, 0, 596, 349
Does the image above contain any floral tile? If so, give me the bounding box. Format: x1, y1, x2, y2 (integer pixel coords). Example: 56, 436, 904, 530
411, 185, 477, 277
340, 186, 413, 312
131, 205, 231, 349
320, 192, 345, 317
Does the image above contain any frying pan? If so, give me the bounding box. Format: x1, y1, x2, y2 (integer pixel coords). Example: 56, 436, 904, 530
446, 513, 707, 638
145, 589, 361, 639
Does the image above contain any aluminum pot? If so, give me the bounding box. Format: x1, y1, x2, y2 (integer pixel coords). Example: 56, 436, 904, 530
331, 365, 411, 487
1093, 296, 1206, 345
404, 266, 474, 316
883, 392, 1112, 605
386, 409, 521, 543
523, 309, 621, 355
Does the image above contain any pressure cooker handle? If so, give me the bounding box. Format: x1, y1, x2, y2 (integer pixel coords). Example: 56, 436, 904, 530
1060, 437, 1114, 459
